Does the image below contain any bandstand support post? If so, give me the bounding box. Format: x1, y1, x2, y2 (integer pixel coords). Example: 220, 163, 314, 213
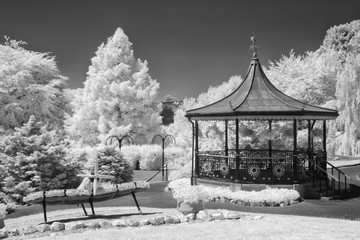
293, 119, 298, 182
308, 120, 312, 171
323, 120, 327, 153
189, 120, 195, 185
195, 121, 199, 178
322, 120, 327, 175
235, 119, 240, 182
225, 120, 229, 157
268, 120, 272, 167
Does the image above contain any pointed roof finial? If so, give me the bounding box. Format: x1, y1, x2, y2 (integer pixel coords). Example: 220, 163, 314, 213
250, 34, 258, 58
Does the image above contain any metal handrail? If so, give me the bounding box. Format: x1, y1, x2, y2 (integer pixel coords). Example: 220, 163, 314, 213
326, 161, 352, 180
308, 157, 351, 181
146, 164, 168, 182
198, 154, 236, 159
308, 157, 350, 198
198, 154, 291, 160
308, 158, 339, 182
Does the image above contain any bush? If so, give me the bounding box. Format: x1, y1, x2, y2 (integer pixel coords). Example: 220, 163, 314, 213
164, 145, 192, 180
164, 145, 186, 162
120, 144, 190, 173
121, 144, 162, 170
0, 116, 81, 204
121, 145, 142, 169
93, 145, 133, 183
139, 144, 162, 170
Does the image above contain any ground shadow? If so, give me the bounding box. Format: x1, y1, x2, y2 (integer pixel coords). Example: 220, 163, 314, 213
45, 212, 161, 224
348, 184, 360, 198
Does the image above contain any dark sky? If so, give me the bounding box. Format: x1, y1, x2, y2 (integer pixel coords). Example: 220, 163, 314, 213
0, 0, 359, 100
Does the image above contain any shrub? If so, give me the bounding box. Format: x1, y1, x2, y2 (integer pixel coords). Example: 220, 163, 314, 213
168, 160, 192, 180
121, 145, 142, 169
120, 144, 190, 172
121, 144, 162, 170
139, 144, 162, 170
166, 178, 301, 206
164, 145, 186, 162
164, 145, 192, 180
93, 145, 133, 183
0, 116, 81, 204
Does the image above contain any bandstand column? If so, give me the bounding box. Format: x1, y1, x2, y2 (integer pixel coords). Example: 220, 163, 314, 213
225, 120, 229, 157
307, 120, 311, 150
293, 119, 298, 182
190, 120, 195, 185
268, 120, 272, 167
195, 120, 199, 177
235, 118, 240, 182
323, 120, 327, 153
307, 120, 312, 171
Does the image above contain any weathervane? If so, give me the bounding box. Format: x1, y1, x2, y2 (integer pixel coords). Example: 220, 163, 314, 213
250, 34, 258, 58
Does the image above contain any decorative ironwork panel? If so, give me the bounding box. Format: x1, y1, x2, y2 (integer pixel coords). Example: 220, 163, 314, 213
198, 154, 237, 180
197, 150, 309, 184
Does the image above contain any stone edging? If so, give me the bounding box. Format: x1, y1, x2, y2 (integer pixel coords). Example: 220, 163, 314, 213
0, 210, 262, 239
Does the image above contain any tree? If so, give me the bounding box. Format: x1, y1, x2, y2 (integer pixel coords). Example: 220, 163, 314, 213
161, 95, 182, 126
320, 20, 360, 157
66, 28, 161, 146
266, 50, 337, 106
165, 75, 241, 150
329, 54, 360, 156
0, 116, 80, 203
321, 20, 360, 63
0, 37, 68, 130
266, 20, 360, 157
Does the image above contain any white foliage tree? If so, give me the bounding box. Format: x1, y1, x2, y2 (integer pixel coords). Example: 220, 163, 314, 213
165, 76, 242, 151
266, 50, 337, 106
0, 37, 68, 130
66, 28, 162, 146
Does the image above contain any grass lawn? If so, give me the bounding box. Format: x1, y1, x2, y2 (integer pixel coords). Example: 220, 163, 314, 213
4, 168, 360, 239
5, 207, 360, 240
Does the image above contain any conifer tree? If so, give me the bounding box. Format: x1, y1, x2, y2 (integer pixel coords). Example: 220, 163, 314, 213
66, 28, 161, 146
0, 116, 80, 203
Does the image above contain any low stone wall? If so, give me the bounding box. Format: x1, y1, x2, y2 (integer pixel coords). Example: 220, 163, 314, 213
0, 209, 262, 239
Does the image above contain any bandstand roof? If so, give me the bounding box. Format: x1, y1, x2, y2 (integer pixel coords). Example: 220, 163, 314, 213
186, 53, 338, 121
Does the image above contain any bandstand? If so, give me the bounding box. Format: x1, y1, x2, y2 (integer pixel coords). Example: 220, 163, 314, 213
185, 39, 346, 198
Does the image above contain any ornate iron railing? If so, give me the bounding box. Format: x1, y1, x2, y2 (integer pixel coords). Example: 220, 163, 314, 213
308, 152, 351, 198
197, 149, 307, 184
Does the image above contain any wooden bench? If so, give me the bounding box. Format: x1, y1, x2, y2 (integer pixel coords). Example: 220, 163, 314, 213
24, 181, 149, 223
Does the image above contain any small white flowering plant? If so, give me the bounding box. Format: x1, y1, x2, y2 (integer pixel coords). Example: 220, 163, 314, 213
166, 178, 301, 207
166, 178, 209, 204
0, 203, 6, 219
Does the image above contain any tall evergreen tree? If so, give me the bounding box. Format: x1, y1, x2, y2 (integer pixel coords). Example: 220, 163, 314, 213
66, 28, 161, 146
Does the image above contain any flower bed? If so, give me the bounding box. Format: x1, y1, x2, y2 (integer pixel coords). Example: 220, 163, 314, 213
166, 178, 301, 207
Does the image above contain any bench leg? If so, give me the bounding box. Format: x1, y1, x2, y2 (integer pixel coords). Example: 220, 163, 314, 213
89, 198, 95, 215
81, 204, 88, 216
42, 199, 47, 224
131, 192, 142, 214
